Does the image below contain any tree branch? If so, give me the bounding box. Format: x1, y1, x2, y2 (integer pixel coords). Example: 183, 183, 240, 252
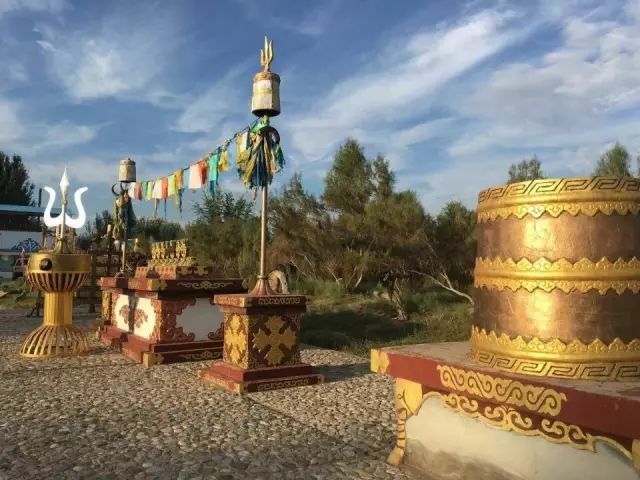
409, 269, 474, 305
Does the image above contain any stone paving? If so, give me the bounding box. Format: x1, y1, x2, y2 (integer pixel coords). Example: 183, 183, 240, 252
0, 309, 411, 480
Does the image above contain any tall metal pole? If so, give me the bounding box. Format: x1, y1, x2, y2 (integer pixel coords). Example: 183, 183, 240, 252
122, 218, 127, 275
259, 183, 268, 280
248, 37, 279, 296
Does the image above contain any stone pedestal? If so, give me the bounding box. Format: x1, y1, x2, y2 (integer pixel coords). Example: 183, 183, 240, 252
371, 342, 640, 480
198, 293, 324, 393
98, 265, 246, 366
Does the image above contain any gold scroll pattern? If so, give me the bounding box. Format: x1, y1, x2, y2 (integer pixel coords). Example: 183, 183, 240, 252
216, 295, 305, 308
474, 257, 640, 295
437, 365, 566, 416
478, 201, 640, 223
477, 177, 640, 223
176, 281, 234, 290
224, 314, 248, 368
470, 327, 640, 380
426, 391, 633, 460
388, 376, 638, 468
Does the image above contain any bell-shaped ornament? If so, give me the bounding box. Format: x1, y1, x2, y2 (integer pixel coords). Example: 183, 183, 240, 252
118, 157, 137, 183
251, 37, 281, 117
252, 70, 280, 118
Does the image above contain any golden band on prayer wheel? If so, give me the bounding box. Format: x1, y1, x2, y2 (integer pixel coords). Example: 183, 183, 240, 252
470, 176, 640, 381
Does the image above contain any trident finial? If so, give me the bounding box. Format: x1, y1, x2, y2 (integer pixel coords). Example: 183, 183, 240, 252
260, 36, 273, 72
60, 167, 70, 197
43, 168, 88, 232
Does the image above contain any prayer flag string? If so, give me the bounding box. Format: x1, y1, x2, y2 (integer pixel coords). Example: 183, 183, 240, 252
129, 118, 284, 212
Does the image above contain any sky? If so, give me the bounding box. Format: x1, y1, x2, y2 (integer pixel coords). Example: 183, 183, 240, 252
1, 0, 639, 225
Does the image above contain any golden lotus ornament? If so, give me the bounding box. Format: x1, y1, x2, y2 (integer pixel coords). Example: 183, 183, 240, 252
20, 168, 91, 358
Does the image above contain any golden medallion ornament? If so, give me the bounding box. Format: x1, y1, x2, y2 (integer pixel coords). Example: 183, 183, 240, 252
21, 169, 91, 358
252, 315, 297, 366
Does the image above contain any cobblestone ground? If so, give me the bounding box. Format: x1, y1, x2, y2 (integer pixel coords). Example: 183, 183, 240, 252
0, 309, 411, 480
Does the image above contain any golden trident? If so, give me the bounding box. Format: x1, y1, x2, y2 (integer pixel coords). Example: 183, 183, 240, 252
260, 36, 273, 72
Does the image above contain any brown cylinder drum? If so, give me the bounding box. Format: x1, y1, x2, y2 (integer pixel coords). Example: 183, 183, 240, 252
470, 177, 640, 381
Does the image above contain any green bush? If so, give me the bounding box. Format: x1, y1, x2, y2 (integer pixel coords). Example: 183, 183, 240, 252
301, 330, 352, 349
300, 290, 473, 357
294, 278, 346, 300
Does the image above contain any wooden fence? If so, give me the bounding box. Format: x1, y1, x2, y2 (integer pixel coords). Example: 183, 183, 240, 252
75, 248, 121, 313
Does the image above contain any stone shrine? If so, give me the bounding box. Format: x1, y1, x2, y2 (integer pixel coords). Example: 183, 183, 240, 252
98, 239, 246, 366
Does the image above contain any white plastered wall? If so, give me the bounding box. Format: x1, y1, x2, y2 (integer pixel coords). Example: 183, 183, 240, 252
132, 297, 157, 340
112, 293, 133, 332
175, 297, 223, 341
405, 396, 637, 480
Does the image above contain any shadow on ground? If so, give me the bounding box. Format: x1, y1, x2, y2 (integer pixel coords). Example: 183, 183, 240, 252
315, 362, 371, 383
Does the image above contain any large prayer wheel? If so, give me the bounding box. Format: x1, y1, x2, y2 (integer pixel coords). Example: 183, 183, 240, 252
470, 176, 640, 380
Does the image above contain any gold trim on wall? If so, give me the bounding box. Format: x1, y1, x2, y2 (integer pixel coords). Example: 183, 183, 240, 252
388, 376, 638, 468
470, 327, 640, 380
425, 391, 632, 461
477, 177, 640, 223
474, 257, 640, 295
437, 365, 566, 416
478, 201, 640, 223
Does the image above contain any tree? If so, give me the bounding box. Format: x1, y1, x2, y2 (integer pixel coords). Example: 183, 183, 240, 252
507, 156, 544, 183
593, 143, 632, 177
133, 217, 184, 253
433, 201, 476, 290
269, 174, 335, 282
0, 152, 38, 230
364, 190, 435, 320
372, 154, 394, 199
186, 189, 259, 278
322, 139, 374, 215
78, 210, 112, 250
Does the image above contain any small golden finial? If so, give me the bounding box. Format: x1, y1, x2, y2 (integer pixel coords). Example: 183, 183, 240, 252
260, 36, 273, 72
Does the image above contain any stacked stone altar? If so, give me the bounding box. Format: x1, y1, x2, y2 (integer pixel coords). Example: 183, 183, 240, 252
371, 177, 640, 480
98, 239, 246, 366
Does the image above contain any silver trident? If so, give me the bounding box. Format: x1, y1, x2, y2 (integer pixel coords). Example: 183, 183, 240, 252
43, 168, 88, 236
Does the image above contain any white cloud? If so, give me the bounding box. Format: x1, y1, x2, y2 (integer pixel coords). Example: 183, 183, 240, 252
277, 1, 340, 38
449, 2, 640, 159
232, 0, 339, 38
0, 0, 68, 17
173, 62, 253, 135
282, 7, 526, 165
36, 5, 182, 103
30, 155, 115, 187
0, 100, 23, 144
0, 97, 98, 154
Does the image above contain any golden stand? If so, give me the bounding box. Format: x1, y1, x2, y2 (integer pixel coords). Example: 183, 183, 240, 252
20, 241, 91, 358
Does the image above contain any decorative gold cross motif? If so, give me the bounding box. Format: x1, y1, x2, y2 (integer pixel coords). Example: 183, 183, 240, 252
225, 314, 248, 367
253, 315, 296, 366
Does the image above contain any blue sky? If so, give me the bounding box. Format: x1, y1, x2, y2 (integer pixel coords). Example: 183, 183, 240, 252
1, 0, 639, 225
